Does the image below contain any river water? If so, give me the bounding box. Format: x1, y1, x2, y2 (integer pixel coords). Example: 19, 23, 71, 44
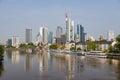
0, 50, 120, 80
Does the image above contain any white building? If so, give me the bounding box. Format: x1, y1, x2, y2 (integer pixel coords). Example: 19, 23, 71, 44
66, 14, 74, 42
12, 36, 19, 48
107, 30, 114, 41
39, 27, 48, 44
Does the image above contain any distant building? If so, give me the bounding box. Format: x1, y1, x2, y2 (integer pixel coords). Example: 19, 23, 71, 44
56, 26, 63, 38
40, 27, 48, 44
99, 35, 104, 41
36, 32, 42, 46
61, 34, 66, 44
65, 14, 74, 42
77, 24, 86, 42
48, 32, 53, 44
12, 36, 19, 48
25, 29, 32, 43
107, 30, 115, 41
7, 39, 12, 46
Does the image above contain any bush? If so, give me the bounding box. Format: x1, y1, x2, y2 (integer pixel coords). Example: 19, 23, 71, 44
77, 47, 81, 51
49, 44, 58, 50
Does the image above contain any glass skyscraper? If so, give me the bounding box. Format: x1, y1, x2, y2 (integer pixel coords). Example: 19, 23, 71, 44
77, 24, 86, 42
48, 32, 53, 44
25, 29, 32, 43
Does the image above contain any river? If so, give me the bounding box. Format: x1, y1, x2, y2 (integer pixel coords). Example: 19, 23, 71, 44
0, 50, 120, 80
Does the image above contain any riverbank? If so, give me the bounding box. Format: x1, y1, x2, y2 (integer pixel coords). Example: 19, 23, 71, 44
107, 53, 120, 59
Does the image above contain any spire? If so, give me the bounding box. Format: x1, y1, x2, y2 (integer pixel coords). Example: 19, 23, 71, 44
65, 13, 68, 21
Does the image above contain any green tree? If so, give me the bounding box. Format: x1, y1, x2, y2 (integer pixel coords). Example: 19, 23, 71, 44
60, 45, 65, 50
77, 47, 81, 51
70, 46, 76, 51
49, 44, 58, 50
0, 45, 4, 61
87, 42, 98, 51
108, 35, 120, 53
19, 43, 36, 49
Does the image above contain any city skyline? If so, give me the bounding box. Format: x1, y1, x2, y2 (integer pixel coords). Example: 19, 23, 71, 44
0, 0, 120, 43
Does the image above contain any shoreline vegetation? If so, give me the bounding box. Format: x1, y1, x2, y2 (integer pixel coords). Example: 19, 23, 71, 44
0, 45, 4, 62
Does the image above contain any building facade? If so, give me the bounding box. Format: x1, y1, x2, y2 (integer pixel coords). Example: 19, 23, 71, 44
7, 39, 12, 46
77, 24, 86, 42
12, 36, 19, 48
107, 30, 115, 41
48, 31, 53, 44
66, 14, 74, 42
40, 27, 48, 44
25, 29, 32, 43
56, 26, 63, 38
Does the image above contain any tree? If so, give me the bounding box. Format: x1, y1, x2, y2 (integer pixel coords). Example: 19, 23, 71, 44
77, 47, 81, 51
60, 45, 65, 50
108, 35, 120, 53
116, 35, 120, 42
49, 44, 58, 50
70, 46, 76, 51
19, 43, 36, 49
87, 42, 98, 51
0, 45, 4, 61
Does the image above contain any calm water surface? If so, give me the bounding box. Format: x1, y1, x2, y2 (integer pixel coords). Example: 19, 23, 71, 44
0, 50, 120, 80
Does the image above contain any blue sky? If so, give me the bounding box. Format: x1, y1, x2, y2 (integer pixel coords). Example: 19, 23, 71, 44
0, 0, 120, 43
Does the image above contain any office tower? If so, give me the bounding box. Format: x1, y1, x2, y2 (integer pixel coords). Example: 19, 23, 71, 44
56, 26, 63, 38
12, 36, 19, 48
77, 24, 86, 42
40, 27, 48, 44
65, 14, 74, 42
107, 30, 115, 41
36, 32, 42, 46
7, 39, 12, 46
25, 29, 32, 43
48, 32, 53, 44
61, 34, 66, 44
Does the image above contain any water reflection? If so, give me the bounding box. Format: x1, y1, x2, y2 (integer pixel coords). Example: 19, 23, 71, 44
24, 54, 33, 72
37, 53, 49, 72
12, 50, 20, 64
1, 50, 120, 80
65, 54, 75, 80
0, 62, 4, 77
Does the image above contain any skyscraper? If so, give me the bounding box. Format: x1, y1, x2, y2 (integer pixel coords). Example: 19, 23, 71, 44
107, 30, 115, 41
48, 31, 53, 44
65, 14, 74, 42
40, 27, 48, 44
56, 26, 63, 38
25, 29, 32, 43
77, 24, 86, 42
12, 36, 19, 48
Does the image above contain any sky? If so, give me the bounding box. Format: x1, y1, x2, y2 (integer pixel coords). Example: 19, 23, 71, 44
0, 0, 120, 43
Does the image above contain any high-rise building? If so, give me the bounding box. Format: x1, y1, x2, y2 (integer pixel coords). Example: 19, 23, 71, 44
25, 29, 32, 43
40, 27, 48, 44
12, 36, 19, 48
7, 39, 12, 46
65, 14, 74, 42
77, 24, 86, 42
36, 32, 42, 46
56, 26, 63, 38
48, 32, 53, 44
107, 30, 115, 41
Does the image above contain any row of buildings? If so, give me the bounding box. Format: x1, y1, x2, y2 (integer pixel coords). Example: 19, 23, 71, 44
6, 14, 115, 49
